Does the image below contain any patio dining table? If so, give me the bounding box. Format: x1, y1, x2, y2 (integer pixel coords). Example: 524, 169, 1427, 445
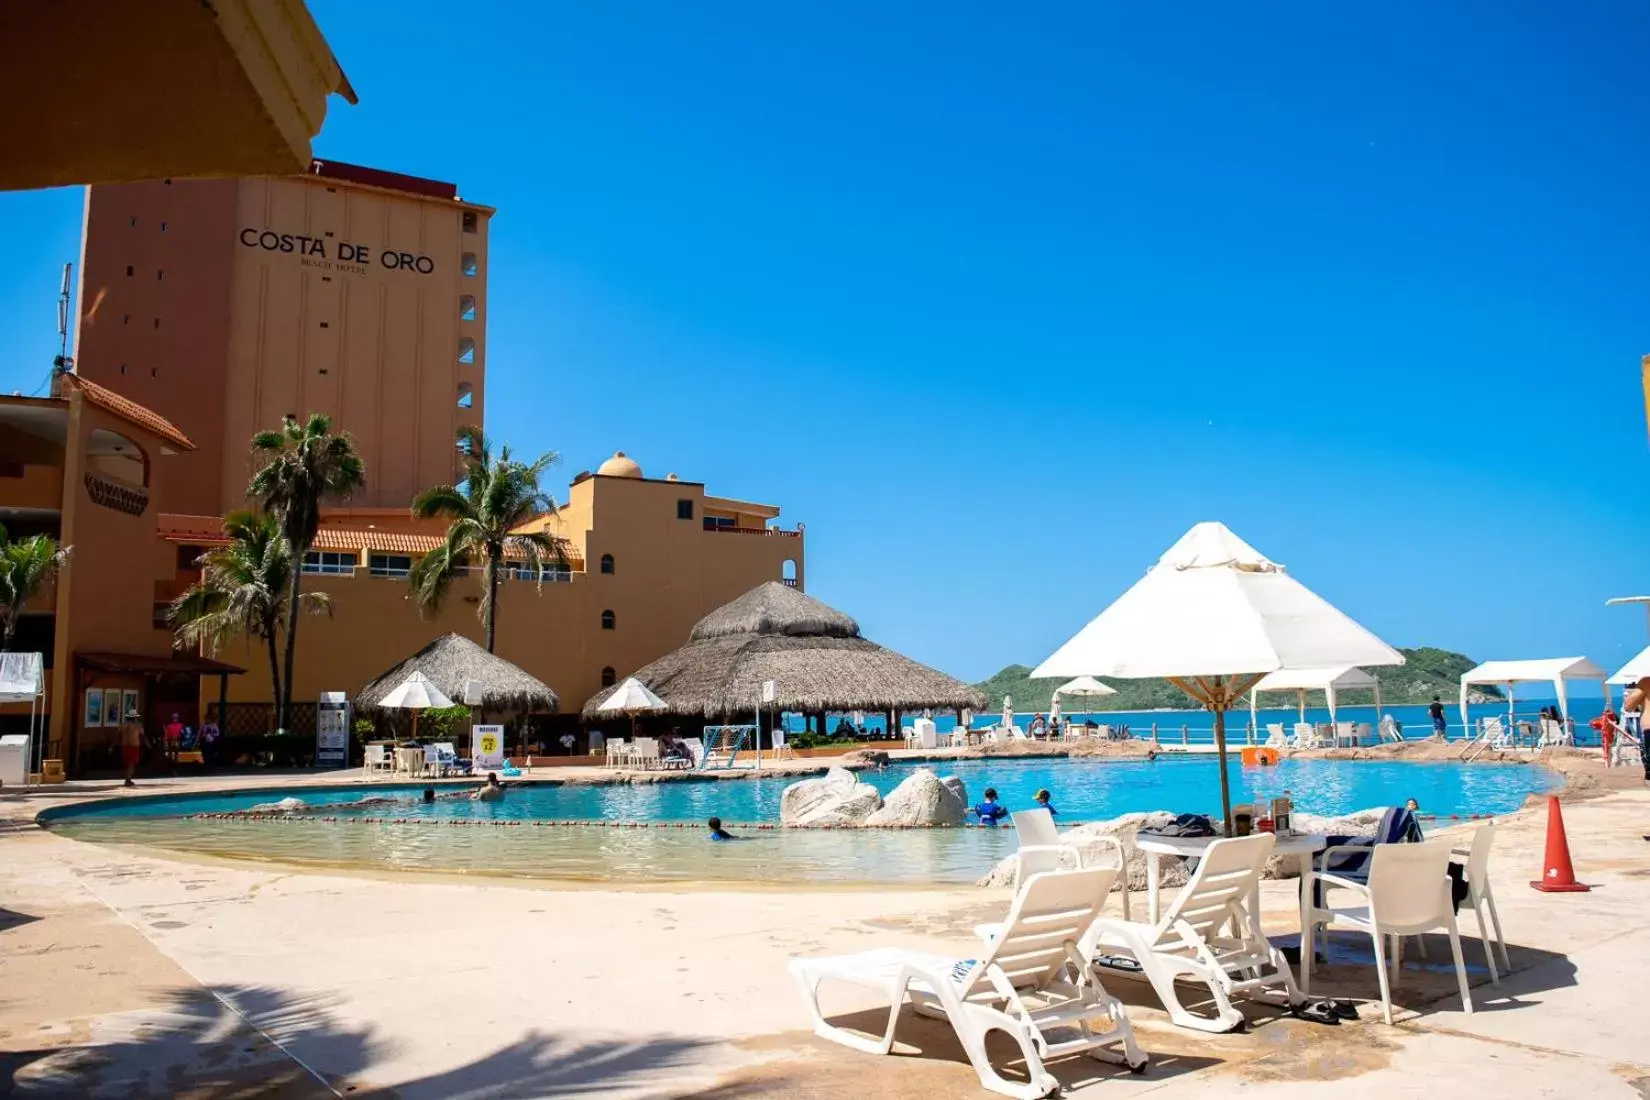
394, 747, 425, 776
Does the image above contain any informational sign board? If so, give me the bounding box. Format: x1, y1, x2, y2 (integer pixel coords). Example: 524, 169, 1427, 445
315, 692, 351, 770
471, 724, 505, 771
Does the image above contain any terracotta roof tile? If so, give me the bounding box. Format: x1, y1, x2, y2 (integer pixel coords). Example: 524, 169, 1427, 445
57, 374, 195, 451
159, 521, 581, 566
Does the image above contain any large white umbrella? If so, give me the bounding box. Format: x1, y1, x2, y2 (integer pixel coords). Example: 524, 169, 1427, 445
1032, 522, 1404, 832
1054, 675, 1115, 724
597, 676, 668, 739
377, 671, 455, 740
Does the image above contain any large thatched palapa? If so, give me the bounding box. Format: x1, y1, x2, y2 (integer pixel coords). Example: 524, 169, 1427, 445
357, 633, 559, 713
581, 582, 984, 720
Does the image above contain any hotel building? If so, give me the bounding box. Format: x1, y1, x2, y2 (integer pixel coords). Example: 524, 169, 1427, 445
1, 162, 802, 773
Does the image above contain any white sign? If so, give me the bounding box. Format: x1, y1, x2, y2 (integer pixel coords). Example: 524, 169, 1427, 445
471, 724, 505, 771
761, 679, 777, 703
315, 691, 350, 770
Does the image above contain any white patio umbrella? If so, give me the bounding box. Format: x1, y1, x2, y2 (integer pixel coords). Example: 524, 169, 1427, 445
1054, 675, 1116, 724
1032, 522, 1405, 833
377, 671, 455, 741
596, 676, 668, 738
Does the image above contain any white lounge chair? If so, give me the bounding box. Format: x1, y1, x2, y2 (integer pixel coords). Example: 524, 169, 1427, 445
790, 868, 1147, 1098
1079, 833, 1301, 1033
1377, 715, 1403, 743
1264, 723, 1289, 748
1304, 838, 1473, 1025
1293, 721, 1318, 748
1456, 822, 1510, 980
1537, 718, 1572, 748
1010, 809, 1129, 920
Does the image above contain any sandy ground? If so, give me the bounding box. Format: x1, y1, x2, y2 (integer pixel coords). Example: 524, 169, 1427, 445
3, 763, 1649, 1098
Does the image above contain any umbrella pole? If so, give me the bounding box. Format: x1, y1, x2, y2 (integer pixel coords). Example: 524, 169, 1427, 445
1213, 702, 1234, 837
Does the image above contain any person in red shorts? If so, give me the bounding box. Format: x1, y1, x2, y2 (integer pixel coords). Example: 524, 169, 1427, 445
120, 710, 143, 787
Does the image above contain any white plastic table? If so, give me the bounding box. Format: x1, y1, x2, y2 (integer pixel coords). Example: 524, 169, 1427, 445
1135, 832, 1326, 964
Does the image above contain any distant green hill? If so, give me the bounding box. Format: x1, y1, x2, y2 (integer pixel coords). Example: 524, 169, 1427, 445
973, 647, 1501, 713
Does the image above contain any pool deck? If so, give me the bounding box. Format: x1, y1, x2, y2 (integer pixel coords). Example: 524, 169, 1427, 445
2, 760, 1647, 1097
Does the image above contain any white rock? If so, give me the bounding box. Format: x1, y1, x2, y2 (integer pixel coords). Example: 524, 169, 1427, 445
977, 811, 1176, 889
865, 768, 967, 826
781, 766, 884, 826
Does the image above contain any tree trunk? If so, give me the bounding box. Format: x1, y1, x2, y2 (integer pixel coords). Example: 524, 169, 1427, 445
281, 560, 303, 733
265, 629, 283, 734
484, 553, 500, 653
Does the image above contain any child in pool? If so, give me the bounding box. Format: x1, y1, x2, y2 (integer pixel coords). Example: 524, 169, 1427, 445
971, 788, 1008, 826
708, 816, 736, 841
1034, 788, 1057, 817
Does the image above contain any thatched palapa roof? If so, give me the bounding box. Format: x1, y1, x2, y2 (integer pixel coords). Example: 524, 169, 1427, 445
357, 633, 559, 713
581, 582, 985, 719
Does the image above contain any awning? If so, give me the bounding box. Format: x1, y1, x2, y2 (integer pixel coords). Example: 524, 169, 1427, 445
1459, 656, 1607, 726
77, 652, 246, 676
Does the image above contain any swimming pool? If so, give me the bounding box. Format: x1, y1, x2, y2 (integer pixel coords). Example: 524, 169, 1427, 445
44, 757, 1557, 884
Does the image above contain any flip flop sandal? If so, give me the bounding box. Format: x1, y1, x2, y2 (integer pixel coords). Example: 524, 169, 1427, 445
1093, 953, 1143, 973
1332, 1000, 1359, 1020
1291, 1001, 1341, 1025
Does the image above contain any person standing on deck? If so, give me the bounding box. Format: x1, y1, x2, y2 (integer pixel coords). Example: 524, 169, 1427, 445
120, 711, 143, 787
1624, 677, 1650, 782
1428, 696, 1448, 739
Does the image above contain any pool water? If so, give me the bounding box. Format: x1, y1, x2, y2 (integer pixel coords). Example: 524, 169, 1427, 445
45, 757, 1557, 885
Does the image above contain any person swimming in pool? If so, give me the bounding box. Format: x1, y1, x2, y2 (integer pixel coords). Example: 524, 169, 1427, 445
707, 816, 736, 840
471, 773, 504, 801
1034, 788, 1057, 817
422, 788, 436, 803
971, 788, 1009, 826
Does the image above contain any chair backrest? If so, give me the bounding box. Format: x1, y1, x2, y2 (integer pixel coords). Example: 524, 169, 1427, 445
968, 867, 1115, 996
423, 745, 440, 765
1294, 722, 1314, 741
1483, 715, 1505, 738
1011, 808, 1059, 849
1367, 839, 1455, 927
1336, 721, 1355, 736
365, 745, 386, 764
1151, 833, 1274, 947
1355, 722, 1373, 740
634, 737, 659, 760
1266, 723, 1285, 738
1465, 821, 1496, 889
435, 741, 456, 760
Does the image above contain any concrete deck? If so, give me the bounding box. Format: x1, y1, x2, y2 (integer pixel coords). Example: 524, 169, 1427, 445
2, 771, 1647, 1098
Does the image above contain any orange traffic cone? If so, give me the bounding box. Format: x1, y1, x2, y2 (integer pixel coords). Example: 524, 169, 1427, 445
1530, 795, 1590, 893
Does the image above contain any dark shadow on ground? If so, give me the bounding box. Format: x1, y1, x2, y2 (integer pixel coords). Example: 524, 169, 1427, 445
0, 907, 41, 932
0, 984, 717, 1099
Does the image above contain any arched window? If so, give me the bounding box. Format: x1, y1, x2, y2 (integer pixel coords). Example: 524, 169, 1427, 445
459, 294, 476, 321
599, 553, 614, 575
782, 558, 798, 588
456, 382, 474, 409
600, 609, 615, 630
601, 666, 616, 687
458, 337, 475, 364
461, 253, 478, 276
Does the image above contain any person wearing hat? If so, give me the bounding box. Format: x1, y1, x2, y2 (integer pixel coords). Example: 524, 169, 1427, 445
1034, 788, 1058, 818
120, 709, 143, 787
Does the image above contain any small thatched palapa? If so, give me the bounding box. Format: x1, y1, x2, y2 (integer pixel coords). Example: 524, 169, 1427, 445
581, 582, 984, 719
357, 633, 559, 713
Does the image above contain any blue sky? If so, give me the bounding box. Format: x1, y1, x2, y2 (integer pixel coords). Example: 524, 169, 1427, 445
1, 2, 1647, 683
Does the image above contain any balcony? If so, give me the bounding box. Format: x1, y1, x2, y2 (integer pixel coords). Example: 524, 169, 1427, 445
703, 525, 802, 538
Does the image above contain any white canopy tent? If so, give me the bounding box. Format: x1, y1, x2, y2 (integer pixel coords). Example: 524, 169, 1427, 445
1248, 664, 1382, 731
1033, 522, 1404, 831
1459, 657, 1609, 732
1608, 644, 1650, 687
0, 653, 44, 784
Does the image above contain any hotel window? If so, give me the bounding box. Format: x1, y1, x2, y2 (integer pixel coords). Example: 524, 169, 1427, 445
462, 210, 478, 233
301, 550, 357, 575
504, 562, 572, 582
457, 382, 474, 409
601, 609, 615, 630
599, 553, 614, 575
601, 667, 616, 688
459, 295, 476, 321
368, 553, 412, 579
461, 253, 478, 277
458, 337, 475, 364
676, 499, 693, 521
703, 515, 735, 531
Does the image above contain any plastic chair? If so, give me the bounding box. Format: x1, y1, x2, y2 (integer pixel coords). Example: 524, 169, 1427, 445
1010, 809, 1129, 920
1265, 723, 1289, 748
1456, 822, 1510, 980
363, 745, 393, 774
1305, 838, 1473, 1024
422, 745, 442, 777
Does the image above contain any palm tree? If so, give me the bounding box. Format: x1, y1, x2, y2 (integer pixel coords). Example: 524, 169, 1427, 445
168, 511, 328, 710
248, 414, 365, 732
0, 524, 71, 648
409, 427, 565, 653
